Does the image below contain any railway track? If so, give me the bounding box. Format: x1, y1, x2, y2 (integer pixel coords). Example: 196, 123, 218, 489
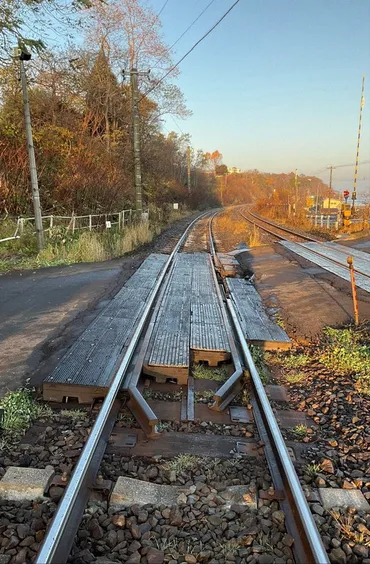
27, 210, 329, 563
241, 208, 370, 293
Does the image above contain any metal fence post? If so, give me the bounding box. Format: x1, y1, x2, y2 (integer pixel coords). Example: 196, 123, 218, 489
89, 215, 92, 231
19, 218, 24, 235
72, 214, 76, 234
50, 215, 53, 230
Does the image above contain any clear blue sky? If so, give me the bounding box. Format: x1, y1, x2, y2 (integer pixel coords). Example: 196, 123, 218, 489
152, 0, 370, 195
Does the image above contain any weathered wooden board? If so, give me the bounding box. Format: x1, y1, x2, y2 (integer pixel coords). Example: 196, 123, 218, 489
43, 254, 168, 402
144, 253, 230, 384
226, 277, 291, 350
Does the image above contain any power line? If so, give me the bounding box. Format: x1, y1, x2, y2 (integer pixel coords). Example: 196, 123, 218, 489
331, 160, 370, 169
171, 115, 185, 135
140, 0, 241, 102
168, 0, 216, 52
157, 0, 170, 17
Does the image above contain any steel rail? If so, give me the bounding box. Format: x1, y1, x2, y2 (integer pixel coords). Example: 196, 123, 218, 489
208, 212, 245, 410
225, 297, 329, 564
36, 211, 211, 564
209, 215, 328, 563
242, 208, 370, 281
240, 208, 319, 242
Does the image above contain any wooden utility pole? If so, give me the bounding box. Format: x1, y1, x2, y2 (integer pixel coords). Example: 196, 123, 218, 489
328, 165, 333, 212
294, 169, 298, 215
18, 50, 44, 250
187, 146, 191, 193
130, 68, 143, 215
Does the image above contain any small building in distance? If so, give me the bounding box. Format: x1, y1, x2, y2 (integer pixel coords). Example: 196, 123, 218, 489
227, 167, 241, 174
322, 198, 342, 210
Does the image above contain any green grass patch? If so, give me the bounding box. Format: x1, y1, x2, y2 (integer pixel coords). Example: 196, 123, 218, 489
0, 388, 52, 432
319, 327, 370, 376
279, 353, 310, 370
250, 345, 269, 383
60, 409, 87, 421
319, 327, 370, 395
285, 371, 306, 384
163, 454, 199, 473
192, 364, 228, 382
292, 424, 308, 437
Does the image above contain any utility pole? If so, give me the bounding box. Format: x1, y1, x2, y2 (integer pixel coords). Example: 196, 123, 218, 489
352, 74, 366, 212
187, 146, 191, 193
16, 49, 44, 250
294, 169, 298, 215
328, 165, 333, 211
130, 68, 143, 215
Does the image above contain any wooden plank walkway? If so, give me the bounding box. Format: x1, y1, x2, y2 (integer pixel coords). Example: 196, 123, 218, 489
144, 254, 192, 385
216, 252, 241, 277
191, 254, 230, 365
144, 253, 230, 384
280, 241, 370, 292
226, 277, 291, 350
43, 254, 168, 402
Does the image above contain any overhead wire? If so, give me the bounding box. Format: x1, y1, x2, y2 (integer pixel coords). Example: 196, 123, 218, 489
168, 0, 217, 53
157, 0, 170, 18
139, 0, 241, 102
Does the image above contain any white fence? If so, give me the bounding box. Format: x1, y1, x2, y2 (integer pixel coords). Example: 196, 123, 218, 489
0, 208, 148, 244
307, 214, 339, 230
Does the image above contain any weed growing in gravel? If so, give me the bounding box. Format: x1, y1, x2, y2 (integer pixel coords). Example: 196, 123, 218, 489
292, 424, 308, 438
218, 538, 245, 555
164, 454, 199, 473
305, 463, 322, 476
60, 409, 87, 420
157, 421, 172, 432
117, 411, 136, 426
192, 364, 228, 382
195, 390, 215, 403
285, 371, 306, 384
329, 510, 370, 546
0, 388, 52, 432
280, 353, 310, 370
250, 345, 269, 383
274, 314, 285, 329
319, 327, 370, 394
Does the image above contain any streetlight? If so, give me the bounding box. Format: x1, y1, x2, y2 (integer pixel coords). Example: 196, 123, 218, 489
14, 47, 44, 250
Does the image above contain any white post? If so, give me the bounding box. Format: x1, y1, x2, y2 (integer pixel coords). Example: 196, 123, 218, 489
19, 218, 24, 235
50, 215, 53, 230
89, 215, 92, 231
72, 215, 76, 234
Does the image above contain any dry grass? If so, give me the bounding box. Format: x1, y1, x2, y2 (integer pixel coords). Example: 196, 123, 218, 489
214, 208, 264, 250
0, 220, 161, 272
329, 510, 370, 546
